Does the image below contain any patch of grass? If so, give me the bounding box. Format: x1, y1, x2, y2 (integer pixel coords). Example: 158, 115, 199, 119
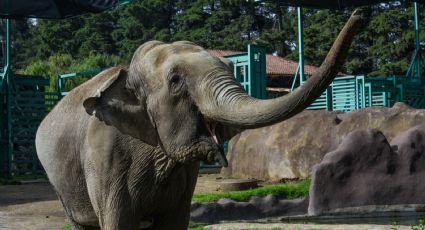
192, 180, 310, 203
61, 223, 208, 229
247, 228, 283, 230
61, 225, 71, 230
189, 226, 211, 230
242, 228, 321, 230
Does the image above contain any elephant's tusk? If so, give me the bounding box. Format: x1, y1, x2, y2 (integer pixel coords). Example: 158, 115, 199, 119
204, 119, 220, 144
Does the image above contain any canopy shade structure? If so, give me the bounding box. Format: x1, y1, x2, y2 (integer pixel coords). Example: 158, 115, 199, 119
0, 0, 130, 19
277, 0, 425, 9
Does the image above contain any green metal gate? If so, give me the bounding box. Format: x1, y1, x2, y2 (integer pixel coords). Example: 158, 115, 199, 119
307, 74, 425, 112
225, 45, 267, 99
0, 74, 59, 176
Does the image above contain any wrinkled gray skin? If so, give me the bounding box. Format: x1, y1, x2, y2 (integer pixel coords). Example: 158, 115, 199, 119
36, 10, 363, 230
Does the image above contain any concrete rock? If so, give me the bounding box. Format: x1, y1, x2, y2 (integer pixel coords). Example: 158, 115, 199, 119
308, 125, 425, 215
222, 103, 425, 180
190, 196, 308, 224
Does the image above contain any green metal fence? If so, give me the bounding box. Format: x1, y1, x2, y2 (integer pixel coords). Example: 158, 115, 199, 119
225, 45, 267, 99
0, 73, 59, 176
308, 75, 425, 112
58, 69, 103, 96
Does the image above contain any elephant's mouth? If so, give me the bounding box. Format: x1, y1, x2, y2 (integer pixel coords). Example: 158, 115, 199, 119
203, 119, 228, 167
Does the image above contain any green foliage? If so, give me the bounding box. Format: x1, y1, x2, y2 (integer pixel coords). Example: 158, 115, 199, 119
391, 218, 425, 230
411, 218, 425, 230
4, 1, 425, 81
189, 226, 211, 230
112, 0, 176, 60
31, 17, 84, 60
18, 54, 122, 92
192, 180, 310, 203
248, 228, 283, 230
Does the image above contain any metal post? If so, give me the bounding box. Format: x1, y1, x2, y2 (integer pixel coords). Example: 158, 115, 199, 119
5, 19, 12, 177
414, 1, 421, 79
5, 19, 10, 70
297, 7, 305, 84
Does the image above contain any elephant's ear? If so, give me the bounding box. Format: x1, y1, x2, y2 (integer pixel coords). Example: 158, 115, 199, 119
83, 68, 157, 146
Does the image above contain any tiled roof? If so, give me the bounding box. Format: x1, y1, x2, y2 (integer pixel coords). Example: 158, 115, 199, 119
208, 50, 318, 77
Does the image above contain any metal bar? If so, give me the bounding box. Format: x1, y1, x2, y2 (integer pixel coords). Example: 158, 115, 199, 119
57, 77, 63, 97
297, 7, 305, 84
291, 65, 300, 91
6, 18, 12, 177
59, 73, 77, 79
6, 19, 10, 71
326, 87, 332, 111
414, 1, 421, 79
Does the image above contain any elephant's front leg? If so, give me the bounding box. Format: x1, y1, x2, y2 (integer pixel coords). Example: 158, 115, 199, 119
84, 155, 139, 230
97, 188, 139, 230
152, 163, 199, 230
152, 202, 191, 230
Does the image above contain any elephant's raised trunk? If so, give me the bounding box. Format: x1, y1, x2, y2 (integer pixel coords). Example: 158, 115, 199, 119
197, 10, 363, 129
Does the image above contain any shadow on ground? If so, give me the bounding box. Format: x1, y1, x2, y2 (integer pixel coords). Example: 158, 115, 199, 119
0, 183, 58, 206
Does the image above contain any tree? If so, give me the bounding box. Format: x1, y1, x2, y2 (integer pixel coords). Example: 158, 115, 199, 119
9, 0, 425, 78
31, 17, 83, 59
76, 13, 117, 57
112, 0, 176, 61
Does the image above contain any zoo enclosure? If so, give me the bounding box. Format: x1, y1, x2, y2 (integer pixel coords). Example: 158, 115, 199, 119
291, 1, 425, 112
0, 0, 131, 177
1, 0, 425, 177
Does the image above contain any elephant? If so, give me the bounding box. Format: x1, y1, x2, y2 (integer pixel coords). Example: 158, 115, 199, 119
35, 10, 363, 230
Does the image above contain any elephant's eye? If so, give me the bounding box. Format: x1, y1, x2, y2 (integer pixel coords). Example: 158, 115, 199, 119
170, 75, 181, 85
169, 74, 184, 93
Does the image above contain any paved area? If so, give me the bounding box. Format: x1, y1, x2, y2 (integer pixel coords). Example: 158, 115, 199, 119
0, 183, 66, 230
0, 200, 65, 230
194, 173, 223, 194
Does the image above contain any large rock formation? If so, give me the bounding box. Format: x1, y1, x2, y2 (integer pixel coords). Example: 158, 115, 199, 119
222, 103, 425, 180
308, 125, 425, 215
191, 125, 425, 223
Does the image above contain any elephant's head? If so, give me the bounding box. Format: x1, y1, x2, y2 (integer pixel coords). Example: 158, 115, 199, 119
83, 10, 363, 167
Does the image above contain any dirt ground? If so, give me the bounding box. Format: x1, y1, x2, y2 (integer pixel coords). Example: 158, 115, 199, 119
0, 174, 410, 230
0, 174, 223, 230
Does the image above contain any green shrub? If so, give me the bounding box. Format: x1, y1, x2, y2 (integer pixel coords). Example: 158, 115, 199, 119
411, 218, 425, 230
18, 53, 124, 93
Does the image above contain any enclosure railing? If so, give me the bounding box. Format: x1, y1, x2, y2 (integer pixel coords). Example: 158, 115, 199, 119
306, 74, 425, 112
0, 73, 59, 176
58, 68, 103, 97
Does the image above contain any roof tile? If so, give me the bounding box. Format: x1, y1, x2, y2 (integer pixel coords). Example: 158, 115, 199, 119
207, 49, 318, 77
